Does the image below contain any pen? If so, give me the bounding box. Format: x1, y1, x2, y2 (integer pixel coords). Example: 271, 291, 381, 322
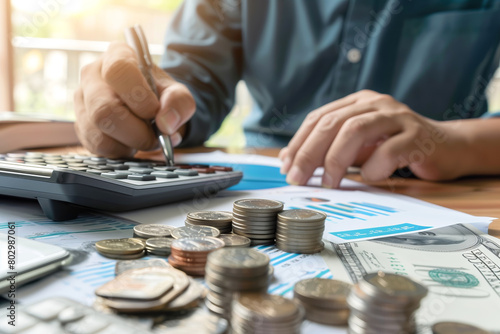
124, 24, 175, 166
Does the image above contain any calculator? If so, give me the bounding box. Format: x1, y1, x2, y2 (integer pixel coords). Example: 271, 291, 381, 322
0, 152, 242, 221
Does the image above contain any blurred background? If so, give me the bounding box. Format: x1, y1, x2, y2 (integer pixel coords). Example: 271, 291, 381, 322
1, 0, 499, 148
2, 0, 250, 147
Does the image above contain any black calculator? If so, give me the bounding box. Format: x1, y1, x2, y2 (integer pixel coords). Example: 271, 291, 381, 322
0, 152, 242, 221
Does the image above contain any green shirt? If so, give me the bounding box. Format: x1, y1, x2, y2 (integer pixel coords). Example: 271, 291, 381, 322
161, 0, 500, 147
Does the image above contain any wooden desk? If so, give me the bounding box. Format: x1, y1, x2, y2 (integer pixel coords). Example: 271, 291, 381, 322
40, 145, 500, 225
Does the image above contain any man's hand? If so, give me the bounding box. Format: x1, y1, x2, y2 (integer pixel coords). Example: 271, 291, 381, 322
74, 42, 196, 158
279, 90, 469, 188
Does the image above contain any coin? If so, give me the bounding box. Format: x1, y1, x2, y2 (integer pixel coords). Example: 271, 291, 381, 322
361, 271, 428, 303
96, 267, 175, 300
278, 209, 327, 222
207, 248, 270, 276
99, 250, 146, 260
171, 237, 225, 252
101, 267, 190, 312
187, 211, 233, 222
133, 224, 175, 238
145, 237, 174, 254
218, 234, 251, 247
294, 278, 352, 308
115, 258, 171, 276
233, 199, 284, 213
301, 303, 350, 326
171, 225, 221, 239
95, 239, 144, 255
432, 321, 492, 334
163, 278, 206, 311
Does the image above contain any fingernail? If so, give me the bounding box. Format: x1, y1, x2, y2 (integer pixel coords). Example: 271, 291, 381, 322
159, 108, 180, 134
286, 165, 304, 185
280, 157, 291, 175
171, 132, 182, 147
322, 172, 335, 189
278, 147, 287, 160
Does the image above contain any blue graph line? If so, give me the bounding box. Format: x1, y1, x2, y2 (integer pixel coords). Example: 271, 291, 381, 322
324, 204, 377, 217
306, 205, 365, 220
350, 202, 398, 213
272, 253, 301, 266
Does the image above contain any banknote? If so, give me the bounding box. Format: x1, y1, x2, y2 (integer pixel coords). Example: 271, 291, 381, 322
323, 224, 500, 333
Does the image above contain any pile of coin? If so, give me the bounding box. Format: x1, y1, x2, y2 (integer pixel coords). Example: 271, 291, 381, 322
185, 211, 233, 234
293, 278, 351, 326
146, 237, 173, 256
347, 271, 428, 334
205, 248, 271, 319
95, 238, 146, 259
168, 237, 225, 276
231, 292, 304, 334
95, 264, 207, 313
231, 199, 284, 246
171, 225, 220, 239
276, 209, 326, 254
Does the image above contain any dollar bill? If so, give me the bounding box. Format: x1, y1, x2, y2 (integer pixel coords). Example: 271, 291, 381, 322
323, 224, 500, 333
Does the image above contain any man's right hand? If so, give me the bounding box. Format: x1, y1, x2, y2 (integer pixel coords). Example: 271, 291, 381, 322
74, 42, 196, 158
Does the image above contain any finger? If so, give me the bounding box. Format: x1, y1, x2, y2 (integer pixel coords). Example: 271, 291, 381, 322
285, 102, 378, 186
101, 42, 159, 120
322, 112, 404, 188
74, 88, 135, 158
81, 59, 157, 151
359, 130, 417, 181
281, 94, 358, 174
155, 78, 196, 136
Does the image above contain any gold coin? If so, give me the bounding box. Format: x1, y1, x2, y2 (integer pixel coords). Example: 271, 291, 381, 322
95, 239, 144, 255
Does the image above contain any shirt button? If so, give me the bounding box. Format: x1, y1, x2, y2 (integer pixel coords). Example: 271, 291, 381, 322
347, 48, 362, 63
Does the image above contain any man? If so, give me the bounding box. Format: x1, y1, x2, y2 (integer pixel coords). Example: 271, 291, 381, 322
74, 0, 500, 188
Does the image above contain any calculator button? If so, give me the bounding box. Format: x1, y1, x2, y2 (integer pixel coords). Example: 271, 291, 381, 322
69, 167, 87, 171
154, 166, 177, 171
20, 322, 66, 334
25, 298, 68, 321
127, 174, 156, 181
64, 314, 110, 334
68, 163, 87, 168
58, 306, 87, 324
106, 163, 129, 170
83, 159, 107, 166
0, 311, 37, 333
90, 157, 108, 163
101, 172, 128, 179
174, 169, 198, 176
193, 167, 215, 174
151, 171, 179, 178
212, 166, 233, 172
124, 161, 151, 167
128, 167, 154, 174
64, 159, 84, 164
86, 169, 103, 175
114, 170, 134, 175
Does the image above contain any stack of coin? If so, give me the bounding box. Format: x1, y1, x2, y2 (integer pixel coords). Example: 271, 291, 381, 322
347, 271, 428, 334
185, 211, 233, 233
276, 209, 326, 254
218, 234, 251, 248
171, 225, 221, 239
232, 199, 284, 246
168, 237, 225, 276
146, 237, 174, 256
95, 238, 146, 259
231, 292, 304, 334
432, 321, 492, 334
133, 224, 175, 239
293, 278, 351, 326
205, 248, 271, 319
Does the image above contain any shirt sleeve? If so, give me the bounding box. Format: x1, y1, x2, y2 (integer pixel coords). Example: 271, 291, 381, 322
160, 0, 243, 147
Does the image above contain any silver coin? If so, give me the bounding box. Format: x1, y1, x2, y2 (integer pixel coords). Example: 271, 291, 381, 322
207, 248, 269, 276
233, 199, 284, 213
278, 209, 327, 222
115, 258, 171, 276
171, 225, 221, 239
232, 207, 279, 218
219, 234, 251, 247
146, 237, 174, 250
133, 224, 175, 238
360, 271, 428, 303
294, 278, 352, 308
432, 321, 492, 334
171, 237, 225, 252
187, 211, 233, 222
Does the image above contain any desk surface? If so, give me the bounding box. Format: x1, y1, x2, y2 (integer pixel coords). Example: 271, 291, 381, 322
43, 145, 500, 222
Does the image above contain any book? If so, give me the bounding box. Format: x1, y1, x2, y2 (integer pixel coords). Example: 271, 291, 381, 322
0, 112, 80, 153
